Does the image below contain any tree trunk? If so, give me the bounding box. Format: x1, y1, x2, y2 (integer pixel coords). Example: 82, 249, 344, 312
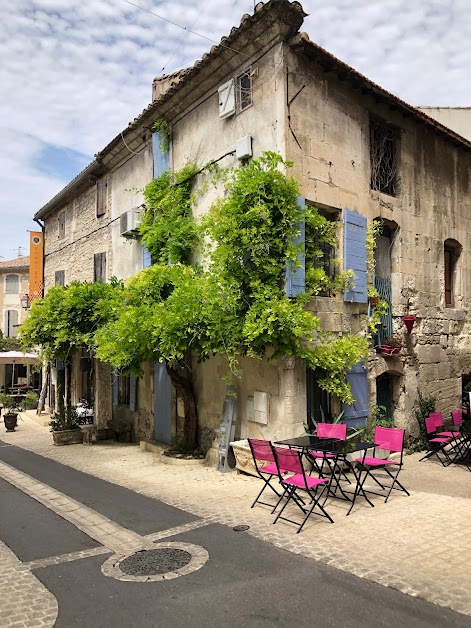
64, 359, 72, 409
166, 363, 197, 452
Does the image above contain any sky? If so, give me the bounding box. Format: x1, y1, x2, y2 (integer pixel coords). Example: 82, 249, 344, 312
1, 0, 471, 263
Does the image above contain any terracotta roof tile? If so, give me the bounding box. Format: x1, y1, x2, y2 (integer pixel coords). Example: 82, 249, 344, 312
0, 256, 29, 270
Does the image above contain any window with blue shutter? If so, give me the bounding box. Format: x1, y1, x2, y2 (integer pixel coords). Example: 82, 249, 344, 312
152, 131, 170, 178
343, 209, 368, 303
341, 362, 368, 428
285, 196, 306, 297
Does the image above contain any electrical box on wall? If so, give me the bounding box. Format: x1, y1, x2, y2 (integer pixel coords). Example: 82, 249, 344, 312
235, 135, 253, 160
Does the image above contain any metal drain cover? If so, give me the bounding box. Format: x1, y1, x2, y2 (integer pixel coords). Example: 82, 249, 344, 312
119, 548, 192, 576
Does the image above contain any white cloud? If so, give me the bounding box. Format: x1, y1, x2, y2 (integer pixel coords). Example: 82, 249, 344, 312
1, 0, 471, 260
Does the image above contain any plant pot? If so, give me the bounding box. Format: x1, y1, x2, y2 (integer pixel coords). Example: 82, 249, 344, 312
4, 413, 18, 432
402, 315, 416, 333
52, 429, 84, 446
380, 345, 402, 356
369, 295, 380, 306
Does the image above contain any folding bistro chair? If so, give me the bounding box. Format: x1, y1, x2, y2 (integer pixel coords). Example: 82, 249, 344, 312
354, 426, 409, 504
270, 445, 333, 533
419, 418, 454, 466
308, 423, 351, 484
247, 439, 285, 510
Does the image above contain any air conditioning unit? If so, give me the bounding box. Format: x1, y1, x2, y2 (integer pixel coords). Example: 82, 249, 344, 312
120, 207, 142, 238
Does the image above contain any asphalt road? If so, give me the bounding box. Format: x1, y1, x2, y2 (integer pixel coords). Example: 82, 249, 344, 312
1, 441, 470, 628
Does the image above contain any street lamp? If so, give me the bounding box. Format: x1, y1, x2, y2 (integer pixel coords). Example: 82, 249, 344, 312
20, 293, 30, 310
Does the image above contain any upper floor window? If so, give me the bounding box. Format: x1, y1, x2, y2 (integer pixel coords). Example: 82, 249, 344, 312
58, 211, 66, 239
444, 239, 462, 307
93, 252, 106, 283
96, 179, 107, 218
305, 205, 338, 296
55, 270, 65, 287
5, 274, 19, 294
370, 118, 399, 197
236, 68, 252, 112
4, 310, 18, 337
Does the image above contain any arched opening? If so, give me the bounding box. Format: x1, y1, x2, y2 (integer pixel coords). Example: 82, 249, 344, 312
444, 238, 462, 307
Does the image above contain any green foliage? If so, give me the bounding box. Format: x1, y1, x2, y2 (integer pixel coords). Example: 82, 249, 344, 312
0, 330, 22, 352
22, 391, 39, 410
366, 219, 382, 282
414, 390, 436, 450
97, 152, 368, 404
140, 166, 199, 265
367, 297, 389, 335
50, 405, 80, 432
19, 279, 124, 363
152, 118, 171, 153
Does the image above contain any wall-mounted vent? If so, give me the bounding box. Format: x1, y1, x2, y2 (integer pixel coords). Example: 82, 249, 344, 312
120, 207, 143, 238
218, 79, 235, 119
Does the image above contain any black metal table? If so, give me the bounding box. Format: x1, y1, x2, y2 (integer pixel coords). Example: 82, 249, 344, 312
274, 436, 378, 515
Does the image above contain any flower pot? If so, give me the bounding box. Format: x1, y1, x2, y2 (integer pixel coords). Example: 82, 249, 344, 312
4, 413, 18, 432
52, 429, 84, 446
369, 295, 380, 306
402, 315, 416, 333
380, 345, 401, 357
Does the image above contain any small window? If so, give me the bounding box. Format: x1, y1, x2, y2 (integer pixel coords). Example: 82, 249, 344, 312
305, 205, 338, 296
93, 252, 106, 283
370, 118, 399, 197
444, 239, 461, 307
55, 270, 65, 287
58, 211, 66, 239
4, 310, 18, 337
236, 68, 252, 112
5, 274, 19, 294
118, 375, 130, 405
96, 179, 107, 217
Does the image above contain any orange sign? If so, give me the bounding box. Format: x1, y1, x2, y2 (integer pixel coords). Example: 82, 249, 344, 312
29, 231, 44, 303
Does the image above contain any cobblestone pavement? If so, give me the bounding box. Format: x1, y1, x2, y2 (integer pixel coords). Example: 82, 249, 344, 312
1, 413, 471, 621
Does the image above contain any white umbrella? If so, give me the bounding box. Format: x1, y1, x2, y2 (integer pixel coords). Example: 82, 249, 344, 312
0, 351, 39, 390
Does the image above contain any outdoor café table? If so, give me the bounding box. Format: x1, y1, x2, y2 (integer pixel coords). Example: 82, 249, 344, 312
274, 435, 377, 514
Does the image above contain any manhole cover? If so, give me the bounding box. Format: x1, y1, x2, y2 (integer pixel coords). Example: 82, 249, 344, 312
119, 548, 192, 576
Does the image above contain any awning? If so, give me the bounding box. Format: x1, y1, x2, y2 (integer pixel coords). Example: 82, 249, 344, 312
0, 351, 38, 365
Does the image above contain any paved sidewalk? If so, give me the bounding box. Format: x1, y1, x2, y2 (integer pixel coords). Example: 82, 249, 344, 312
2, 413, 471, 618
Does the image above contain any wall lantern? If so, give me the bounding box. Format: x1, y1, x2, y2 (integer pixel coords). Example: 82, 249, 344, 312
402, 314, 416, 333
20, 293, 30, 310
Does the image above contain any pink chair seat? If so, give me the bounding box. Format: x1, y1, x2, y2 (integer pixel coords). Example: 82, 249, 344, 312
283, 474, 329, 489
259, 463, 279, 475
436, 431, 456, 438
309, 451, 336, 459
356, 457, 399, 467
430, 437, 452, 443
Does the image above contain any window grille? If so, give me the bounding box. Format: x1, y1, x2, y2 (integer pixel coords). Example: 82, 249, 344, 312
370, 118, 399, 197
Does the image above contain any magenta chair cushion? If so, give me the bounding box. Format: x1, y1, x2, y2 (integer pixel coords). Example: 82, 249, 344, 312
356, 457, 399, 467
283, 474, 329, 490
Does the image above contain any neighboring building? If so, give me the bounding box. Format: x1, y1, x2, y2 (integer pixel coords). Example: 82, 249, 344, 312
0, 256, 31, 391
418, 107, 471, 142
34, 0, 471, 454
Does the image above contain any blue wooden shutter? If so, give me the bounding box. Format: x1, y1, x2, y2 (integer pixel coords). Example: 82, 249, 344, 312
112, 372, 119, 406
152, 131, 170, 178
129, 373, 137, 412
342, 362, 368, 428
343, 209, 367, 303
142, 246, 152, 268
285, 196, 306, 297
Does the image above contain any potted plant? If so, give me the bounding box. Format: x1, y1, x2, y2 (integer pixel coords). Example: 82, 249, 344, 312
50, 405, 83, 445
368, 286, 380, 307
0, 393, 20, 432
380, 335, 403, 356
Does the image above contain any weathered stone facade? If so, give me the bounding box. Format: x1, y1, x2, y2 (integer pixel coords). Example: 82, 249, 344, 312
33, 0, 471, 451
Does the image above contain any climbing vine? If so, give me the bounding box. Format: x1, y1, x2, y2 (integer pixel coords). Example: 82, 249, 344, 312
139, 166, 199, 265
152, 118, 171, 153
366, 218, 389, 336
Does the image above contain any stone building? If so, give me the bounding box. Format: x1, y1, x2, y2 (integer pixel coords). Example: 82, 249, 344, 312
0, 256, 31, 390
418, 107, 471, 143
34, 0, 471, 453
